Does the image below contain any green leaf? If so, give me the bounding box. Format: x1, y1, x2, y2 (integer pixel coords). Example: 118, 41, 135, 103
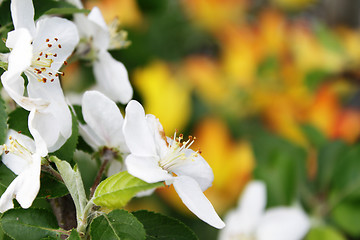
314, 24, 344, 53
133, 210, 198, 240
0, 163, 16, 196
37, 171, 68, 199
7, 108, 31, 138
300, 124, 327, 148
51, 157, 87, 224
0, 93, 7, 145
33, 0, 85, 19
332, 143, 360, 197
67, 229, 81, 240
304, 70, 330, 91
316, 140, 348, 192
0, 0, 11, 28
90, 209, 145, 240
305, 226, 346, 240
52, 109, 79, 163
0, 208, 61, 240
44, 8, 89, 15
331, 199, 360, 237
93, 171, 163, 209
251, 129, 307, 207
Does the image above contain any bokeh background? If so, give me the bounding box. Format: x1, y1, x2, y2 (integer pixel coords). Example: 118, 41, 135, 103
63, 0, 360, 239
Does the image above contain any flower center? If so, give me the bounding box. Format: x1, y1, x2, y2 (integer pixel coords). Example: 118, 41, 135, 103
28, 37, 67, 83
0, 135, 33, 162
229, 233, 256, 240
158, 131, 201, 172
108, 18, 131, 50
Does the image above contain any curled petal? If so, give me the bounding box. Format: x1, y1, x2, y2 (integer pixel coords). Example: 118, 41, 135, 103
173, 175, 225, 229
93, 51, 133, 104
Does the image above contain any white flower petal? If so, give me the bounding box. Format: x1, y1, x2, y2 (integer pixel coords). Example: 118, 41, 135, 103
173, 175, 225, 229
93, 51, 133, 104
6, 29, 33, 75
82, 90, 127, 150
256, 207, 310, 240
10, 0, 35, 35
1, 73, 48, 111
145, 114, 168, 158
32, 17, 79, 71
28, 111, 49, 157
14, 153, 41, 208
26, 77, 72, 152
79, 124, 105, 150
218, 208, 254, 240
0, 153, 41, 212
87, 7, 110, 50
106, 159, 126, 176
125, 154, 172, 183
172, 149, 214, 191
123, 100, 157, 157
238, 181, 267, 222
2, 130, 36, 175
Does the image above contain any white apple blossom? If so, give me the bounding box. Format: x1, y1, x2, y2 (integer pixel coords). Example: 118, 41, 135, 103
218, 181, 310, 240
73, 6, 133, 104
0, 128, 47, 212
122, 100, 225, 229
80, 90, 129, 175
1, 0, 79, 152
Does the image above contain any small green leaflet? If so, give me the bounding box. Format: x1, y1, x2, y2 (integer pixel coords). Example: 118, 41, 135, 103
51, 156, 87, 226
93, 171, 163, 209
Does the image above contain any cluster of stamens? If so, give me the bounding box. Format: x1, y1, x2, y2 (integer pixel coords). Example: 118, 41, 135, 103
0, 135, 32, 161
159, 130, 202, 172
29, 37, 68, 83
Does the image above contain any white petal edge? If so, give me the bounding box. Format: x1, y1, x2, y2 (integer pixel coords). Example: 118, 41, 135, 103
93, 51, 133, 104
125, 154, 173, 183
32, 17, 79, 71
173, 175, 225, 229
82, 90, 126, 149
256, 207, 311, 240
238, 181, 267, 221
6, 29, 32, 75
172, 149, 214, 191
123, 100, 157, 157
0, 153, 41, 212
10, 0, 35, 36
